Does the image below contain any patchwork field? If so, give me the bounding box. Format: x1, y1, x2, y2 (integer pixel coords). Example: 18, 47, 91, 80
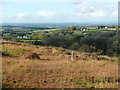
1, 41, 119, 88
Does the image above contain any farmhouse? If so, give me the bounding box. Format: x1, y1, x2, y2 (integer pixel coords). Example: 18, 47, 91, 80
79, 28, 88, 31
17, 36, 27, 38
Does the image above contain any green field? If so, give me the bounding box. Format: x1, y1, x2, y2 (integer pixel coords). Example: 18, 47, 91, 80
84, 30, 98, 32
73, 31, 82, 35
86, 27, 98, 29
73, 30, 109, 35
0, 29, 4, 31
33, 29, 61, 32
19, 40, 42, 42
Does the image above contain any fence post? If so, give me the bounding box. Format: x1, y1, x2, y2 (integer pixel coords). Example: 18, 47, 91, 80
71, 51, 74, 61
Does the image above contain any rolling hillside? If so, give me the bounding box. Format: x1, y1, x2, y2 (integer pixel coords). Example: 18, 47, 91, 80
1, 41, 118, 88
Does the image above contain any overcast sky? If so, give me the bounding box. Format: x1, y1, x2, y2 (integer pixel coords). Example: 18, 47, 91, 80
0, 0, 119, 23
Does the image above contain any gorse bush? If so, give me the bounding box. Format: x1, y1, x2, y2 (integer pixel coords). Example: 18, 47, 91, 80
69, 42, 80, 50
79, 44, 96, 53
25, 52, 40, 59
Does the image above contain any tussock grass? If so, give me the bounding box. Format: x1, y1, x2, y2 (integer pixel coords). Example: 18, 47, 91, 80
2, 45, 26, 56
2, 41, 119, 88
2, 57, 118, 88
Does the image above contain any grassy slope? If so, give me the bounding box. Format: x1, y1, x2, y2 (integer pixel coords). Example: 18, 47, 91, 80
2, 41, 118, 88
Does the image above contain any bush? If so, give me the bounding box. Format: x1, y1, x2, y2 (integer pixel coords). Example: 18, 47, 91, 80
1, 51, 11, 56
44, 34, 71, 48
30, 41, 44, 45
69, 42, 80, 50
79, 44, 96, 53
25, 52, 40, 59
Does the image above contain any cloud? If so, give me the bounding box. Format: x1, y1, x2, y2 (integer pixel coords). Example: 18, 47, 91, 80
76, 3, 96, 16
0, 16, 3, 19
75, 2, 119, 19
91, 10, 105, 17
2, 1, 118, 23
71, 0, 119, 2
38, 11, 56, 18
5, 0, 119, 2
0, 0, 5, 3
17, 13, 25, 18
111, 10, 118, 17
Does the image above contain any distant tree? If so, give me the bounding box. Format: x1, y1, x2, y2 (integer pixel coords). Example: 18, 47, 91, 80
44, 34, 71, 48
71, 26, 77, 31
80, 35, 95, 46
67, 26, 77, 32
69, 42, 80, 50
97, 26, 105, 29
30, 41, 44, 46
71, 35, 83, 43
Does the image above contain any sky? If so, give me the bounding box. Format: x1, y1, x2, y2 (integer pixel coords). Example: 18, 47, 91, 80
0, 0, 119, 23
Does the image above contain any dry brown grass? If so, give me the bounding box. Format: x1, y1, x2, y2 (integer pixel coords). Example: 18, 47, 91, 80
2, 41, 119, 88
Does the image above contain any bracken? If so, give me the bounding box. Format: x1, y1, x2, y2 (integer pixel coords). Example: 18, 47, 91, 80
25, 52, 40, 60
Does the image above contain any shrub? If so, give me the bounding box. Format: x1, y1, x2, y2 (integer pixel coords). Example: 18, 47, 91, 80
69, 42, 80, 50
25, 52, 40, 59
1, 51, 11, 56
30, 41, 44, 45
79, 44, 96, 53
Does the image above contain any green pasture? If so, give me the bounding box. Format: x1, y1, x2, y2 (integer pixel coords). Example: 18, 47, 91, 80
73, 30, 109, 35
86, 27, 98, 29
20, 40, 42, 42
33, 29, 61, 32
0, 29, 4, 31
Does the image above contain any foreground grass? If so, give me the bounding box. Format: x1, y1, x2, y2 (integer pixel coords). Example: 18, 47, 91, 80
3, 56, 118, 88
2, 41, 119, 88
